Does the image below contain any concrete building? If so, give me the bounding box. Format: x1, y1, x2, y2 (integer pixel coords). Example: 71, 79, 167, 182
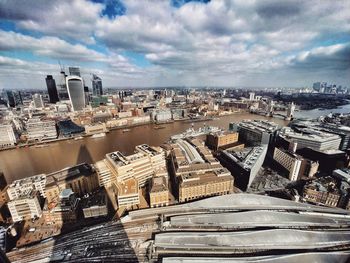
99, 144, 166, 187
249, 92, 255, 101
149, 176, 170, 208
114, 178, 139, 208
279, 127, 341, 151
68, 66, 81, 77
237, 119, 279, 146
206, 132, 239, 151
219, 145, 267, 191
152, 109, 172, 123
8, 190, 42, 222
81, 191, 108, 218
7, 175, 46, 201
84, 123, 108, 135
273, 147, 303, 181
32, 94, 44, 109
45, 163, 98, 203
303, 178, 340, 208
26, 118, 57, 141
0, 124, 17, 147
178, 169, 234, 203
43, 189, 78, 224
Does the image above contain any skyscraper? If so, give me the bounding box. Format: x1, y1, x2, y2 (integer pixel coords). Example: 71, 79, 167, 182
69, 67, 81, 77
45, 75, 59, 103
32, 94, 44, 108
66, 76, 85, 111
92, 74, 103, 96
5, 91, 22, 108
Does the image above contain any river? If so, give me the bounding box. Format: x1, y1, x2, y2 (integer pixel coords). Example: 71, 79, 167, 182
0, 113, 288, 183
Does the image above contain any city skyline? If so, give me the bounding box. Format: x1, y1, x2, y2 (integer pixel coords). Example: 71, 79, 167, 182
0, 0, 349, 90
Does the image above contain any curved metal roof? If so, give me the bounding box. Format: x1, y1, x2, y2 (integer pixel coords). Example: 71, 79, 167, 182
169, 210, 350, 228
155, 229, 350, 250
162, 252, 350, 263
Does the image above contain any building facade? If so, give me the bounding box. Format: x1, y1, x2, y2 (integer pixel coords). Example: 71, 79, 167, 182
66, 76, 85, 111
45, 75, 59, 104
8, 190, 42, 222
0, 124, 17, 147
26, 118, 57, 141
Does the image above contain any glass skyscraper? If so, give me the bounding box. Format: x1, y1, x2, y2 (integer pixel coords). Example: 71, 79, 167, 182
66, 76, 85, 111
92, 74, 103, 96
45, 75, 59, 103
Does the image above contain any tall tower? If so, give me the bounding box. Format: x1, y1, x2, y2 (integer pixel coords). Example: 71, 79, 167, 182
33, 94, 44, 108
66, 76, 85, 111
92, 74, 103, 96
45, 75, 59, 103
286, 102, 295, 121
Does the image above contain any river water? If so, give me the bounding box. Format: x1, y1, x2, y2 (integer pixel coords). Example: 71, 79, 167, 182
0, 113, 288, 183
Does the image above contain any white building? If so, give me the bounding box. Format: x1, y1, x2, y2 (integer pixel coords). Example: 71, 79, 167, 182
7, 174, 47, 200
33, 94, 44, 109
8, 190, 42, 222
26, 118, 57, 141
97, 144, 166, 187
0, 124, 17, 147
279, 127, 341, 151
273, 147, 302, 181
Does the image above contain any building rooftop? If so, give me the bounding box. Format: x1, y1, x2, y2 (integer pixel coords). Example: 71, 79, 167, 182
10, 174, 46, 188
116, 178, 138, 196
238, 119, 279, 134
281, 127, 341, 142
150, 176, 168, 193
81, 191, 107, 208
46, 163, 94, 186
223, 145, 267, 170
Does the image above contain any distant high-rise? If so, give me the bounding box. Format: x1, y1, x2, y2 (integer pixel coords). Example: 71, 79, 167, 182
69, 67, 81, 77
92, 74, 103, 96
32, 94, 44, 108
5, 91, 22, 108
45, 75, 59, 103
66, 76, 85, 111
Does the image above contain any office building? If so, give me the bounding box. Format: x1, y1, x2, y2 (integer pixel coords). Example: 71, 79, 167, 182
5, 91, 22, 108
57, 119, 85, 136
69, 66, 81, 77
81, 191, 108, 218
45, 163, 98, 203
32, 94, 44, 108
26, 118, 57, 141
219, 145, 267, 191
7, 175, 46, 201
149, 176, 170, 207
84, 123, 108, 135
273, 147, 304, 181
45, 75, 59, 103
237, 120, 279, 146
43, 189, 78, 224
178, 169, 233, 203
170, 139, 223, 177
66, 76, 85, 111
8, 190, 42, 222
303, 177, 340, 207
279, 127, 341, 151
92, 74, 103, 96
0, 173, 8, 206
0, 124, 17, 147
98, 144, 166, 187
290, 120, 350, 151
206, 132, 239, 151
114, 178, 139, 208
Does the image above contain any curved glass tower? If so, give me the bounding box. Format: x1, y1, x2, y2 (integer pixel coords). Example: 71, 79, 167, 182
66, 76, 85, 111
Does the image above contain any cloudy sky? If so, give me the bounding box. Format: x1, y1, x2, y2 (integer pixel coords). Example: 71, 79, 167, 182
0, 0, 349, 90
